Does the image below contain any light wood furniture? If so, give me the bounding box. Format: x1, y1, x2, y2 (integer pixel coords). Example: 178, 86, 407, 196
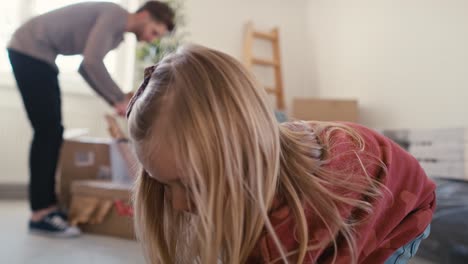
243, 22, 285, 110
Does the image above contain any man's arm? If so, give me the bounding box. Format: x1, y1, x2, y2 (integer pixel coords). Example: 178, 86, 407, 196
78, 11, 125, 106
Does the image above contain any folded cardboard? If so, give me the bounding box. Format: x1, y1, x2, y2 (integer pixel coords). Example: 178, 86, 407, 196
292, 98, 359, 122
69, 180, 135, 240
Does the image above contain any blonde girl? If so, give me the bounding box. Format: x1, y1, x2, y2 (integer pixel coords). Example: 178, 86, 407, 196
127, 44, 435, 264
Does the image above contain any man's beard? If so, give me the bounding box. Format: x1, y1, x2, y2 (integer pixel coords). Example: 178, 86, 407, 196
136, 31, 143, 41
135, 25, 145, 41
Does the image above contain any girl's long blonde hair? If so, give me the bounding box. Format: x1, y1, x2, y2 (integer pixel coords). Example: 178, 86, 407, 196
128, 44, 385, 264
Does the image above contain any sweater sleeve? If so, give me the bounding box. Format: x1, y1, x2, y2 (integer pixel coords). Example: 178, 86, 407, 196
78, 10, 125, 105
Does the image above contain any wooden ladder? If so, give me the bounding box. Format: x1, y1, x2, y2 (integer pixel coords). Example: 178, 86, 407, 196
243, 22, 285, 110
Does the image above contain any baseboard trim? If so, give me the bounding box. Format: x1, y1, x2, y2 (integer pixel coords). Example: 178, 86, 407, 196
0, 183, 27, 199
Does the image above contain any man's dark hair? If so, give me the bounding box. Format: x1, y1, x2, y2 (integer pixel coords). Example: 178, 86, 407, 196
137, 1, 175, 32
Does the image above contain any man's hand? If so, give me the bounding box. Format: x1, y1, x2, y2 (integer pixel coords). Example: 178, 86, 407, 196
113, 92, 133, 117
113, 101, 127, 116
105, 114, 125, 139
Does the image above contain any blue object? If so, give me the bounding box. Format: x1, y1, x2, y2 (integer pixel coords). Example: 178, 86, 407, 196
274, 110, 288, 123
384, 225, 431, 264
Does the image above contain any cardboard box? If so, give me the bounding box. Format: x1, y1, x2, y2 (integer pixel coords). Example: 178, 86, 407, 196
69, 180, 135, 240
292, 98, 359, 122
56, 138, 112, 210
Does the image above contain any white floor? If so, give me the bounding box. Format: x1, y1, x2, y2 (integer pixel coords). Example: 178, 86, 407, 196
0, 200, 434, 264
0, 201, 145, 264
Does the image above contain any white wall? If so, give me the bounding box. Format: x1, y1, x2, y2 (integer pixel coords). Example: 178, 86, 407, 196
185, 0, 312, 109
307, 0, 468, 129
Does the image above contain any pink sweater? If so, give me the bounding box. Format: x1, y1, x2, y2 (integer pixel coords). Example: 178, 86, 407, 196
248, 123, 436, 263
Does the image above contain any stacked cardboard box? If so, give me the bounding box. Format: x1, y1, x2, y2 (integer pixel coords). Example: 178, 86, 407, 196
56, 137, 136, 239
381, 128, 468, 181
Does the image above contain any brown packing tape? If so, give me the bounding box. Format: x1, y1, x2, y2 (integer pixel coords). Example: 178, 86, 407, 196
89, 200, 113, 225
69, 195, 117, 226
69, 196, 100, 227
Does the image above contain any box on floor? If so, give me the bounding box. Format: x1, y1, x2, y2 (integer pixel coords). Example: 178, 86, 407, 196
56, 137, 136, 210
56, 137, 112, 210
69, 180, 135, 240
56, 135, 137, 239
